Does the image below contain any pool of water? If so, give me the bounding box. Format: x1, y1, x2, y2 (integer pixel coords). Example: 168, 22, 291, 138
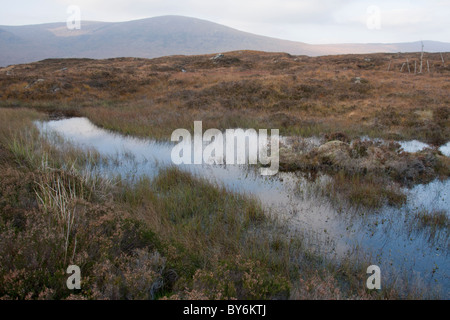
36, 117, 449, 297
359, 136, 450, 156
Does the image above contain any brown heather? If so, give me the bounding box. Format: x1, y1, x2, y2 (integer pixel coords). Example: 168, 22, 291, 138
0, 51, 449, 143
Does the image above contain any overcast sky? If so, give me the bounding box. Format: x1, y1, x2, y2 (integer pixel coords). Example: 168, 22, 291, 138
1, 0, 449, 44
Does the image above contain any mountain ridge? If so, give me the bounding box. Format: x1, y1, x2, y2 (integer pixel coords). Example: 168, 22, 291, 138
1, 15, 449, 67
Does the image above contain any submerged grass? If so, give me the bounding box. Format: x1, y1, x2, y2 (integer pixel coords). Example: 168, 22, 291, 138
414, 210, 449, 232
323, 172, 407, 209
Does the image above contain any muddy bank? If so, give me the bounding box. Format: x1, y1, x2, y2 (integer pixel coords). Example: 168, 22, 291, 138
280, 135, 450, 186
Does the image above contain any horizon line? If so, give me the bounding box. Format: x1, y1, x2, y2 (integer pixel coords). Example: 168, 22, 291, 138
1, 15, 449, 46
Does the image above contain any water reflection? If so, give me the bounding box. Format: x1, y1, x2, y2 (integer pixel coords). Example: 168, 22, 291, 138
36, 117, 449, 297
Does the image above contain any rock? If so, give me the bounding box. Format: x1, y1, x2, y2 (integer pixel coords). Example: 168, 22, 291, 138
318, 140, 349, 153
351, 77, 368, 84
317, 141, 351, 165
25, 79, 44, 89
210, 53, 224, 61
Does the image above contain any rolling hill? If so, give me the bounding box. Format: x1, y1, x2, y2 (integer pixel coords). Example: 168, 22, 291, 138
1, 15, 450, 66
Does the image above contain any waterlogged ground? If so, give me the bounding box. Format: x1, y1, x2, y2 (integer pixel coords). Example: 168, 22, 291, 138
360, 136, 450, 157
36, 117, 449, 298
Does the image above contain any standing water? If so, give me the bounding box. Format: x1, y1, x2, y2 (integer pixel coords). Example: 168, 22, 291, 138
36, 118, 449, 298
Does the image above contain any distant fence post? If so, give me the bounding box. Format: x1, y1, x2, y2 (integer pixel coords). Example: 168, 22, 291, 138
419, 41, 424, 73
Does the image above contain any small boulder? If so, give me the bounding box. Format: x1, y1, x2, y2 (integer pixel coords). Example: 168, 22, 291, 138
317, 141, 351, 165
211, 53, 224, 61
351, 77, 368, 84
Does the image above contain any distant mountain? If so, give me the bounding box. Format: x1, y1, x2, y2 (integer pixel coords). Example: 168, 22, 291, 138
1, 15, 449, 67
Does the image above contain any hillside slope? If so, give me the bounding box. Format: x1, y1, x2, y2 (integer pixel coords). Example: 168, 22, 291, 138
1, 15, 450, 66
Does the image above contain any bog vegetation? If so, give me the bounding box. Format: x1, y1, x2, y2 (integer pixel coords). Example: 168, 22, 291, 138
0, 51, 449, 299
